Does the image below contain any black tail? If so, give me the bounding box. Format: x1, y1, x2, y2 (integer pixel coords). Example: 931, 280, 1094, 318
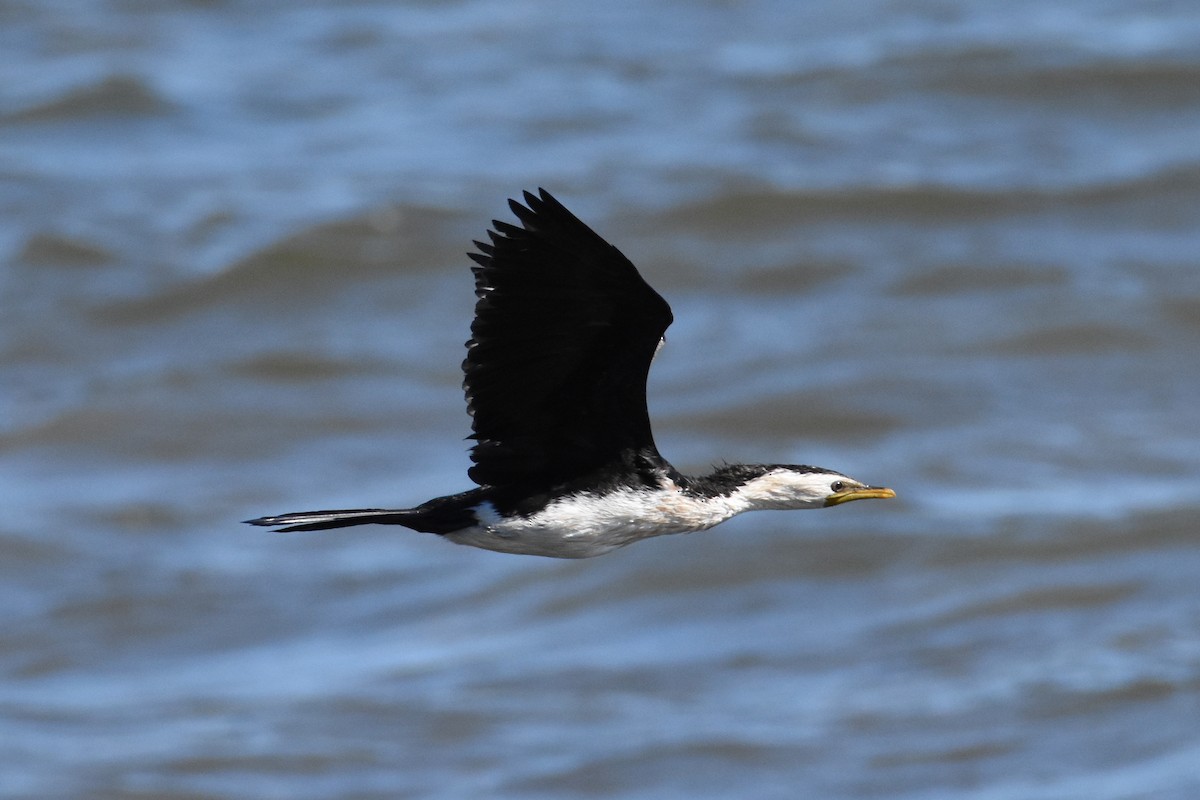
244, 508, 418, 533
248, 490, 485, 535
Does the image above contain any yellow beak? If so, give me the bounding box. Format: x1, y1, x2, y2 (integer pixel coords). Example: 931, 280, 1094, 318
824, 486, 896, 507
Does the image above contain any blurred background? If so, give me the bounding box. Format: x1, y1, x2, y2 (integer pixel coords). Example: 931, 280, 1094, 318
3, 1, 1200, 798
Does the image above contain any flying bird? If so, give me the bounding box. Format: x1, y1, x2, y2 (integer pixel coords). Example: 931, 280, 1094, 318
247, 189, 895, 557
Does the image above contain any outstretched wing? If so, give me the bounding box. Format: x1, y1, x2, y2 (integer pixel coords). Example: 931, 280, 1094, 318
463, 189, 673, 490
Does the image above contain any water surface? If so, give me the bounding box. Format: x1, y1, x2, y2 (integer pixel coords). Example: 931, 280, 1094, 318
3, 1, 1200, 798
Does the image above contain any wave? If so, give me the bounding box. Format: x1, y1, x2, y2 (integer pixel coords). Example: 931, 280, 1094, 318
5, 74, 172, 124
652, 161, 1200, 232
94, 204, 467, 326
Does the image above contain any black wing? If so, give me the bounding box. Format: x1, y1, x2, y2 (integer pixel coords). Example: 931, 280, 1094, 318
463, 189, 673, 490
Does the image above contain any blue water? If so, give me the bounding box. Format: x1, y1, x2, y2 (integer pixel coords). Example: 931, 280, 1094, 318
3, 1, 1200, 798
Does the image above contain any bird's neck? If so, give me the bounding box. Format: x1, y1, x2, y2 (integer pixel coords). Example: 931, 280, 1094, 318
677, 465, 826, 513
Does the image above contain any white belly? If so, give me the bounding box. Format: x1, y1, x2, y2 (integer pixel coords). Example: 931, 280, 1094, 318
445, 487, 742, 558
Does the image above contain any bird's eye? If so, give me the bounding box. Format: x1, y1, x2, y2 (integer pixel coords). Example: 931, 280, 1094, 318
830, 481, 845, 493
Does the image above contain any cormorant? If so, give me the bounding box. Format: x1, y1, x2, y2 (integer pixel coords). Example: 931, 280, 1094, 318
247, 189, 894, 557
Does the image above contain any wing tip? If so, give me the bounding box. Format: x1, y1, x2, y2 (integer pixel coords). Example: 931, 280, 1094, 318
508, 187, 565, 229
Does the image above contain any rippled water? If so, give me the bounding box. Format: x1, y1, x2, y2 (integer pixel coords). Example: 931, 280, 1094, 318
4, 1, 1200, 798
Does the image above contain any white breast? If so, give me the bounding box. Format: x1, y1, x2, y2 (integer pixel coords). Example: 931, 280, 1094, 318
445, 485, 749, 558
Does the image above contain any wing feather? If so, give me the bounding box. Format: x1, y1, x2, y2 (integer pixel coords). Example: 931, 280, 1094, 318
462, 189, 673, 489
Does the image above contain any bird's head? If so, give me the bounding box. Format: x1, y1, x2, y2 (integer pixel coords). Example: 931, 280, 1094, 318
731, 465, 896, 511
